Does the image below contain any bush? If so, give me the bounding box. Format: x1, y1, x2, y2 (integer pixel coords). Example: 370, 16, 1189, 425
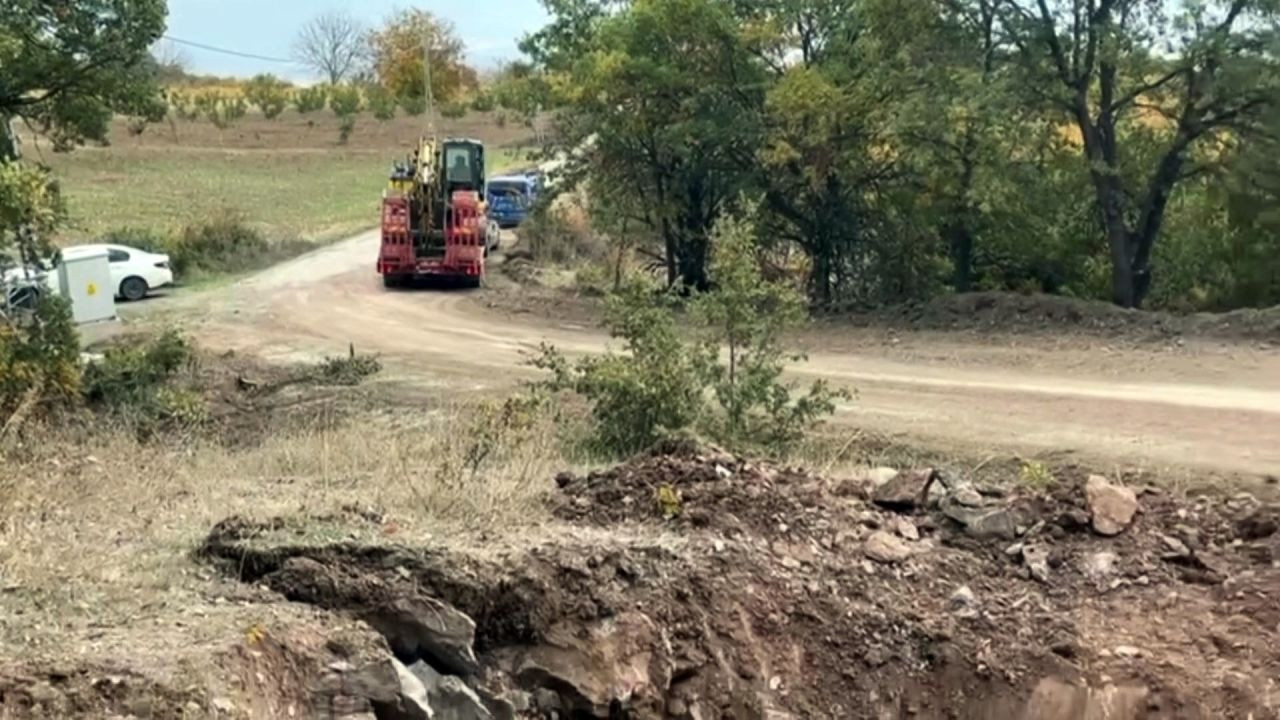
440, 101, 467, 119
399, 94, 427, 116
167, 211, 269, 276
533, 209, 845, 457
329, 85, 362, 117
337, 115, 357, 145
366, 85, 397, 121
244, 74, 289, 120
82, 329, 205, 434
0, 294, 80, 424
533, 279, 712, 456
292, 86, 328, 114
470, 93, 496, 113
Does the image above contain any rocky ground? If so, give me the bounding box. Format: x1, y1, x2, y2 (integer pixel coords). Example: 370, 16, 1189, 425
6, 442, 1273, 719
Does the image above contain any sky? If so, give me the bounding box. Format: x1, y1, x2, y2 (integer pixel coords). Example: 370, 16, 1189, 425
164, 1, 549, 81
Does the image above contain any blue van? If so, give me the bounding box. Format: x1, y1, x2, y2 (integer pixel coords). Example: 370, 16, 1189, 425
485, 174, 540, 229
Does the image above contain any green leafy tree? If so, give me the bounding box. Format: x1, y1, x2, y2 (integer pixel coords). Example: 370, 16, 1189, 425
534, 278, 714, 456
532, 0, 761, 289
244, 74, 290, 120
997, 0, 1280, 307
292, 86, 329, 114
329, 85, 363, 116
0, 0, 167, 153
692, 208, 846, 451
535, 209, 844, 457
365, 84, 397, 121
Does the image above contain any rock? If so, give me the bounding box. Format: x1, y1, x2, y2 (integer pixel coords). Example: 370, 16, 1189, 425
1236, 505, 1279, 540
1158, 533, 1192, 560
888, 516, 920, 541
407, 661, 493, 720
941, 500, 1020, 540
1113, 645, 1143, 659
1082, 551, 1118, 583
863, 531, 914, 564
1022, 544, 1051, 583
1085, 475, 1138, 536
949, 585, 977, 616
270, 557, 480, 676
872, 468, 935, 512
1023, 678, 1149, 720
387, 658, 433, 720
863, 466, 901, 487
513, 611, 669, 718
532, 688, 561, 712
952, 485, 985, 508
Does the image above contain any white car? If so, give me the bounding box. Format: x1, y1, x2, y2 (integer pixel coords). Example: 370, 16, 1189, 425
46, 244, 175, 302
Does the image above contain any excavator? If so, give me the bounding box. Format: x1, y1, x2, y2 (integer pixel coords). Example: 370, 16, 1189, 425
376, 136, 497, 288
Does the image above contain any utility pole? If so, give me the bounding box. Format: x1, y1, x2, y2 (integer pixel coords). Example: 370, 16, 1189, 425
422, 28, 436, 140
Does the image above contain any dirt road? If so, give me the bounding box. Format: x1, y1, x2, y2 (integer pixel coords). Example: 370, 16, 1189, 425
183, 230, 1280, 476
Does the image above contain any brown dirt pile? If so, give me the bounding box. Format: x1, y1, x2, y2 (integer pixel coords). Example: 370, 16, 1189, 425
193, 443, 1280, 719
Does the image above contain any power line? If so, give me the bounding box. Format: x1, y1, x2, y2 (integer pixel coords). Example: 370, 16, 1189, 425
161, 35, 297, 64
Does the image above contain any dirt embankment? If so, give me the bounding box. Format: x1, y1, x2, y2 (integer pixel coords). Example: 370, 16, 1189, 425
16, 444, 1259, 719
837, 291, 1280, 344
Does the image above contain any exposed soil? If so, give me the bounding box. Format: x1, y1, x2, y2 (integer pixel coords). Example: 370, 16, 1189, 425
191, 444, 1280, 719
836, 291, 1280, 343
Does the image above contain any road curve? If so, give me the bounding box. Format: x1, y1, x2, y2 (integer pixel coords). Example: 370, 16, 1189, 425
191, 230, 1280, 476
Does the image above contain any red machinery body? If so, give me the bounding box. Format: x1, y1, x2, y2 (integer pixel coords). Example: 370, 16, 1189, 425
377, 191, 486, 281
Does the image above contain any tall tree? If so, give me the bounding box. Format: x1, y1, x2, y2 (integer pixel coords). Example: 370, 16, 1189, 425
0, 0, 167, 154
997, 0, 1280, 307
367, 9, 477, 103
293, 11, 368, 86
534, 0, 760, 289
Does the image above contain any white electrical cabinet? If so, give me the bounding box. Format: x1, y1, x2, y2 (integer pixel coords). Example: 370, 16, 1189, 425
57, 249, 116, 324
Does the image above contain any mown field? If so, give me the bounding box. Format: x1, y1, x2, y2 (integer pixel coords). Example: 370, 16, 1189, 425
35, 110, 537, 244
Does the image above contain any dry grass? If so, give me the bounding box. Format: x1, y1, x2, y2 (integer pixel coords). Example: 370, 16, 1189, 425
0, 402, 573, 654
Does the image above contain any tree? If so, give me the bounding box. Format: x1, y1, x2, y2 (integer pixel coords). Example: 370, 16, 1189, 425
997, 0, 1280, 307
368, 9, 478, 104
293, 11, 367, 86
243, 74, 290, 120
535, 0, 761, 289
0, 0, 167, 154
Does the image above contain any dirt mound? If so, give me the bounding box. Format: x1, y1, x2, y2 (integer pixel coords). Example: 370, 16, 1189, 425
845, 291, 1280, 342
197, 447, 1280, 719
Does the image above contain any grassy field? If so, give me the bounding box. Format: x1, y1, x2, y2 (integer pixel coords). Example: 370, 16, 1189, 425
34, 110, 538, 244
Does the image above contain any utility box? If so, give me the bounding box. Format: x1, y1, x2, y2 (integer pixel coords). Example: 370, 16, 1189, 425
57, 248, 116, 324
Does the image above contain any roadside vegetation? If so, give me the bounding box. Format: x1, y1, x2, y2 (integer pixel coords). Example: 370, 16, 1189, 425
507, 0, 1280, 314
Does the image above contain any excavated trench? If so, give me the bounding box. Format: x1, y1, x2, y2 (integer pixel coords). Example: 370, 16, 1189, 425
198, 447, 1280, 719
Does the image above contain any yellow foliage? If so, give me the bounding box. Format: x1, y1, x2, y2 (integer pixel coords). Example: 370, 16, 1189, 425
656, 484, 682, 519
368, 9, 477, 103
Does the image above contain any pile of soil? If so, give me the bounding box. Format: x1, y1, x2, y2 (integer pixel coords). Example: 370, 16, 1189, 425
842, 291, 1280, 342
193, 443, 1279, 719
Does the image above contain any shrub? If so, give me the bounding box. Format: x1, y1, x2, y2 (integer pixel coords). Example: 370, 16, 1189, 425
533, 278, 714, 456
167, 211, 269, 276
399, 94, 427, 116
0, 294, 80, 426
533, 208, 845, 457
329, 85, 362, 117
691, 211, 846, 451
366, 85, 397, 121
337, 115, 357, 145
82, 329, 205, 435
292, 86, 328, 114
244, 74, 289, 120
470, 93, 495, 113
440, 101, 467, 119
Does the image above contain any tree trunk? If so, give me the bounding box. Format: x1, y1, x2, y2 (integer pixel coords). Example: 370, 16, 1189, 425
949, 221, 974, 293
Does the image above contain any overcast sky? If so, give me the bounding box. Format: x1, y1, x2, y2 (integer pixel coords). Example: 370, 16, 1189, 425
165, 1, 549, 81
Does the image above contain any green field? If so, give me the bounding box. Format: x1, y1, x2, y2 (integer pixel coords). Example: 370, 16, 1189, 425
40, 114, 535, 245
46, 147, 388, 243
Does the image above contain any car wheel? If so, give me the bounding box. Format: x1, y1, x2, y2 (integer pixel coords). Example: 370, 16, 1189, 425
383, 275, 402, 289
120, 276, 148, 302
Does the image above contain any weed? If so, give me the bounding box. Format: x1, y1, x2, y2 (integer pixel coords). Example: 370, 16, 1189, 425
1019, 460, 1056, 488
313, 345, 382, 386
167, 210, 269, 276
